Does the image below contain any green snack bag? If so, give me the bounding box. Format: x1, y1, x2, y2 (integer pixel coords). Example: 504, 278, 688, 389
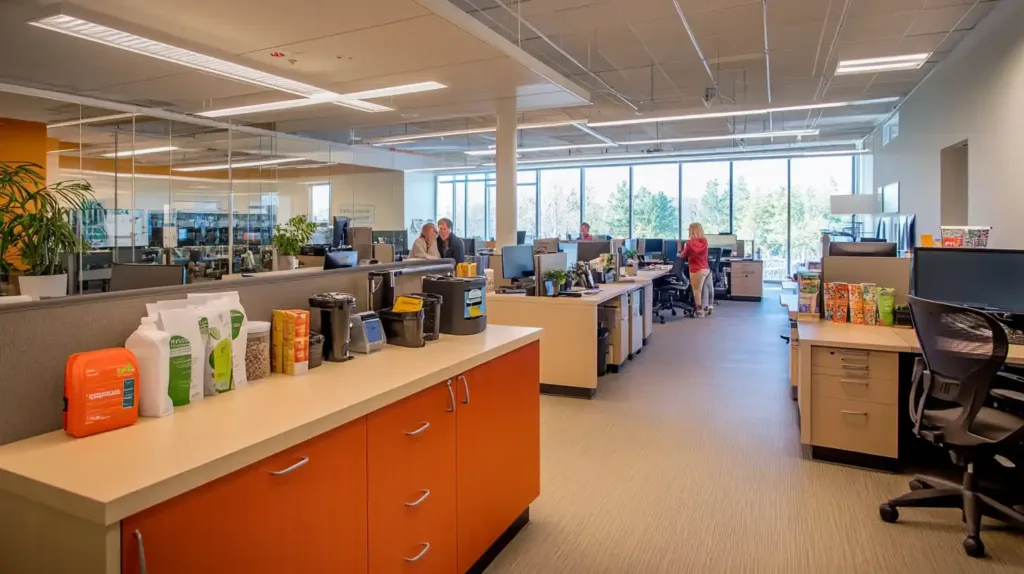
878, 287, 896, 326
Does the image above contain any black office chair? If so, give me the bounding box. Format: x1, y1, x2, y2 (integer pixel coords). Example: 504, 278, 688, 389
706, 248, 726, 292
879, 296, 1024, 558
653, 257, 694, 322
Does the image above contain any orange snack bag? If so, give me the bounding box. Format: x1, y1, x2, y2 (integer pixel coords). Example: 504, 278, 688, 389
272, 309, 309, 376
64, 348, 140, 438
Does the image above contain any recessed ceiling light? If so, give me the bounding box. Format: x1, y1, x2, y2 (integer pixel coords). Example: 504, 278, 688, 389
172, 157, 305, 172
29, 14, 386, 112
367, 120, 588, 145
588, 98, 900, 128
102, 146, 179, 158
47, 113, 135, 128
338, 81, 446, 100
835, 53, 930, 75
465, 142, 616, 156
621, 129, 818, 147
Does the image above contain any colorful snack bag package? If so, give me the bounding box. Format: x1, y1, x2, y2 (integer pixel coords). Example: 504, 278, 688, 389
823, 282, 837, 320
849, 284, 865, 325
878, 288, 896, 326
833, 282, 849, 323
862, 284, 879, 326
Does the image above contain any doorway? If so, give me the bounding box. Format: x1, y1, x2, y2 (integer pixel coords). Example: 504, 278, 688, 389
940, 140, 969, 226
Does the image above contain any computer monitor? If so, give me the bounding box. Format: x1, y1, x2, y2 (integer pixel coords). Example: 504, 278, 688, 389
643, 238, 663, 255
332, 216, 349, 248
576, 240, 611, 263
913, 248, 1024, 313
859, 237, 886, 242
324, 250, 358, 270
828, 242, 897, 257
558, 242, 579, 268
501, 245, 535, 280
516, 231, 527, 245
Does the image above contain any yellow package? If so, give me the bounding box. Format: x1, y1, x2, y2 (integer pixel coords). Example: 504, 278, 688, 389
456, 262, 478, 277
392, 296, 424, 313
272, 310, 309, 376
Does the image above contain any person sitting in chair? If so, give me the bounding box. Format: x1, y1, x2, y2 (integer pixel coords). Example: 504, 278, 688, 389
437, 218, 466, 263
579, 222, 593, 241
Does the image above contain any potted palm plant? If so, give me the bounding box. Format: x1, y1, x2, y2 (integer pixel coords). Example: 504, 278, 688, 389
543, 269, 568, 296
272, 215, 317, 270
1, 162, 94, 298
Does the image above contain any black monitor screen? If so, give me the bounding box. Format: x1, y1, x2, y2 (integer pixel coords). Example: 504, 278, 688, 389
501, 245, 535, 280
829, 242, 897, 257
913, 248, 1024, 313
644, 238, 663, 254
333, 216, 349, 248
516, 231, 527, 245
324, 250, 358, 270
577, 240, 611, 263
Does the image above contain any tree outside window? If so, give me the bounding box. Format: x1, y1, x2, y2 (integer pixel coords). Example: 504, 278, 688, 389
539, 169, 581, 239
632, 164, 680, 239
583, 166, 628, 238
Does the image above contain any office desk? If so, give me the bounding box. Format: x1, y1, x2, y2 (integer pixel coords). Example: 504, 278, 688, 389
488, 268, 669, 399
723, 258, 764, 301
796, 320, 1024, 469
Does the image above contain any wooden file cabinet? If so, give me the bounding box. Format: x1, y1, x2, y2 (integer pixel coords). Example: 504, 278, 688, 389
730, 260, 764, 300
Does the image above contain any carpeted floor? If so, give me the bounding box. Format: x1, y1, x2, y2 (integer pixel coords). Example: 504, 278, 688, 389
486, 290, 1024, 573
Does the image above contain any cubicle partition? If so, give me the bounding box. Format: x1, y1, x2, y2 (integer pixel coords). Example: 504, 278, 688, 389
0, 260, 454, 445
820, 256, 912, 317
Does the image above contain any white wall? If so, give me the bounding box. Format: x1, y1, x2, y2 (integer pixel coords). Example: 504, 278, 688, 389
868, 0, 1024, 247
403, 172, 436, 247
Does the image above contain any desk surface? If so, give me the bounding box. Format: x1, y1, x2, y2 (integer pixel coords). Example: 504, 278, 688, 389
779, 293, 798, 319
489, 268, 669, 306
0, 325, 541, 526
797, 320, 1024, 365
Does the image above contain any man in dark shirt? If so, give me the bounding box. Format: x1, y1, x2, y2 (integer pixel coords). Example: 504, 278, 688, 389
437, 218, 466, 263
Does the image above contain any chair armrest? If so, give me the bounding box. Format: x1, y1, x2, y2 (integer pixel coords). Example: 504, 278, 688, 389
991, 388, 1024, 405
996, 370, 1024, 385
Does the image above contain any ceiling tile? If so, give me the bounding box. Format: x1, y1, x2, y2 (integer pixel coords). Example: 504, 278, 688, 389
905, 4, 973, 35
840, 10, 920, 41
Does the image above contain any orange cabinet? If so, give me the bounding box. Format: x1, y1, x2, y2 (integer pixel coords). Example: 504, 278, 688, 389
122, 419, 368, 574
456, 341, 541, 572
368, 381, 458, 574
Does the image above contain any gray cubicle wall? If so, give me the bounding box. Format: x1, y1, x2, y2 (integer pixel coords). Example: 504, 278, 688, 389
0, 260, 453, 445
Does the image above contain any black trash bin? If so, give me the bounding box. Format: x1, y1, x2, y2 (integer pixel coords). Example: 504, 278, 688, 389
597, 325, 611, 377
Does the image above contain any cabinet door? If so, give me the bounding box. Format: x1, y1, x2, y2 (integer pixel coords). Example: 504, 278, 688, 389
368, 382, 457, 574
122, 419, 368, 574
455, 342, 541, 572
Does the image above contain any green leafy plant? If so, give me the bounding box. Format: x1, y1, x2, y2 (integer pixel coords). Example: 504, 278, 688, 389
0, 162, 94, 276
272, 215, 317, 256
624, 249, 639, 260
543, 269, 568, 285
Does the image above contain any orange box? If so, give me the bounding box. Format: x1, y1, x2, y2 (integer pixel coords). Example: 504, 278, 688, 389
64, 348, 140, 438
272, 309, 309, 375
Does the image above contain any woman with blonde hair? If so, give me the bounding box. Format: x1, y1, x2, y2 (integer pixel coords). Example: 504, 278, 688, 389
681, 222, 713, 317
409, 222, 441, 259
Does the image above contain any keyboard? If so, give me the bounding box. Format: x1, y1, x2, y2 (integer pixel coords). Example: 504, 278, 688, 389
1006, 326, 1024, 346
496, 288, 526, 294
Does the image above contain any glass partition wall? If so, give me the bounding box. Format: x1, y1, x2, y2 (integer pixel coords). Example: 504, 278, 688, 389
437, 155, 857, 280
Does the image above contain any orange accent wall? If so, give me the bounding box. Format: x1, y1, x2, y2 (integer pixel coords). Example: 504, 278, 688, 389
0, 118, 47, 175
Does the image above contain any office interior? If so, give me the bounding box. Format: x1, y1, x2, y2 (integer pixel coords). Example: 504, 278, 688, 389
2, 0, 1024, 571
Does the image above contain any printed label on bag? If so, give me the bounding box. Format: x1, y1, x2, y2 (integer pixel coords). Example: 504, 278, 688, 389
168, 335, 192, 406
122, 378, 136, 408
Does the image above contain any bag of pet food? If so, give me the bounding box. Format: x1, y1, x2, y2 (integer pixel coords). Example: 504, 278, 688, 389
188, 292, 248, 389
878, 288, 896, 327
862, 284, 879, 326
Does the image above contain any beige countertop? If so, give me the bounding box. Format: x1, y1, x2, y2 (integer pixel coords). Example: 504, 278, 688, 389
489, 268, 668, 307
779, 293, 798, 319
0, 325, 541, 527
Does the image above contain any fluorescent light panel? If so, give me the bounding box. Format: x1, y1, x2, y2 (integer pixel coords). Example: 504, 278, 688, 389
338, 81, 446, 100
30, 15, 396, 113
484, 148, 868, 167
368, 120, 588, 145
835, 53, 930, 75
48, 112, 135, 128
588, 97, 900, 128
621, 129, 818, 146
465, 143, 615, 157
102, 146, 178, 158
173, 157, 305, 172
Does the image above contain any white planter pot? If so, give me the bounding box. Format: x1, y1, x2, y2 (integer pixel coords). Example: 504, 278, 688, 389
17, 274, 68, 298
277, 256, 299, 271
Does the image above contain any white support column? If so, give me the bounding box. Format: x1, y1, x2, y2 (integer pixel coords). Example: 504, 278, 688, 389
495, 97, 518, 248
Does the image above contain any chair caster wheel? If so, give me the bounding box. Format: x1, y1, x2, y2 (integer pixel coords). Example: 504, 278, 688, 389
908, 479, 928, 491
963, 536, 985, 558
879, 503, 899, 523
671, 310, 676, 316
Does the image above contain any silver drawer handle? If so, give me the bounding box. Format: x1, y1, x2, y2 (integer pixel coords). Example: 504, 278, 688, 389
405, 542, 430, 562
270, 456, 309, 476
135, 530, 148, 574
841, 410, 868, 416
445, 379, 455, 413
458, 374, 470, 405
405, 489, 431, 507
841, 364, 869, 370
406, 422, 431, 436
840, 379, 869, 385
840, 349, 869, 356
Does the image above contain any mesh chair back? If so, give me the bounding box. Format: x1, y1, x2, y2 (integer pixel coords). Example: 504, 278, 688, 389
909, 296, 1008, 431
707, 248, 722, 268
670, 256, 686, 280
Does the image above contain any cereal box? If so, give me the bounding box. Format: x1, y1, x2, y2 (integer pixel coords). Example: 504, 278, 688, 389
272, 309, 310, 376
832, 282, 849, 323
849, 284, 865, 325
862, 284, 879, 326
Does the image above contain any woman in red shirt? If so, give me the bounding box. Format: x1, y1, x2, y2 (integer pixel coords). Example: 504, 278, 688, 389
681, 222, 713, 317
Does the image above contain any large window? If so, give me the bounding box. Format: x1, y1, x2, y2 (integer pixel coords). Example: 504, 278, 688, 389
583, 166, 629, 238
790, 156, 854, 273
733, 159, 790, 280
310, 183, 331, 224
437, 176, 454, 223
517, 171, 538, 242
466, 179, 486, 239
631, 164, 680, 239
681, 162, 731, 234
538, 169, 581, 239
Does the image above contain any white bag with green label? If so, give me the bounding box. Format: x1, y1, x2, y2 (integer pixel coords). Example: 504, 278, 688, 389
192, 305, 234, 395
188, 292, 249, 389
154, 306, 205, 406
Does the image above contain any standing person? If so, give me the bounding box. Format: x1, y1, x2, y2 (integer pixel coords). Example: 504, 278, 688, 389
681, 222, 714, 317
579, 222, 593, 241
409, 222, 440, 260
437, 218, 466, 263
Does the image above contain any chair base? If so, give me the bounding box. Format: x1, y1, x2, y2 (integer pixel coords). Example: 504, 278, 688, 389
881, 468, 1024, 558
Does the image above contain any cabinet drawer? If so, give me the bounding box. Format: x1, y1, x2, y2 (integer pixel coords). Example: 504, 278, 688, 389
368, 382, 457, 574
731, 262, 762, 275
811, 347, 897, 378
811, 373, 897, 405
811, 396, 898, 458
